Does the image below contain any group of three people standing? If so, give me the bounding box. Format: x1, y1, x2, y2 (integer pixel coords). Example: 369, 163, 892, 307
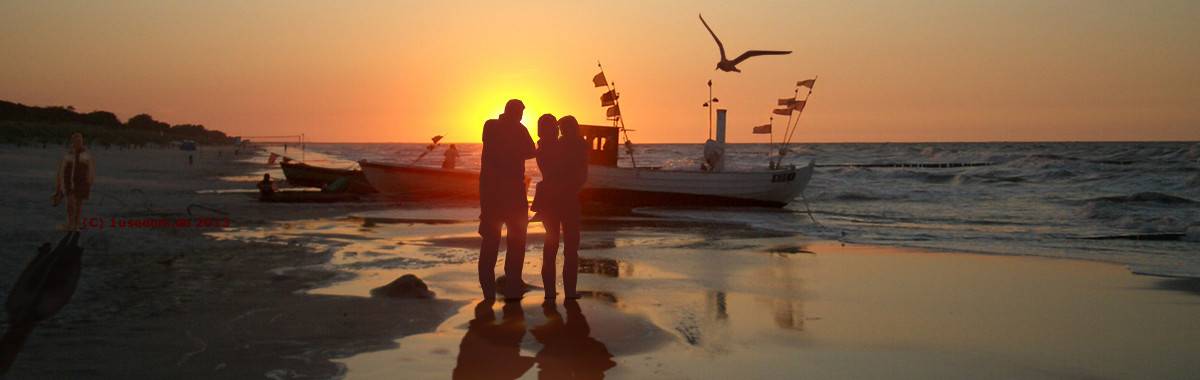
478, 99, 590, 301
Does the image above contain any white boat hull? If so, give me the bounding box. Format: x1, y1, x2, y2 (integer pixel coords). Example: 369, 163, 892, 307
582, 160, 815, 208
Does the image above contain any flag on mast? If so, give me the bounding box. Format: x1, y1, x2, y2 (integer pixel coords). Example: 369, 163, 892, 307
797, 79, 816, 89
600, 90, 618, 107
772, 108, 792, 116
752, 123, 772, 134
606, 104, 621, 119
778, 98, 799, 106
593, 72, 608, 87
790, 100, 807, 112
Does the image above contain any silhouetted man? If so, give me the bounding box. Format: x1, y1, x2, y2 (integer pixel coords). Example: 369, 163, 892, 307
479, 99, 536, 300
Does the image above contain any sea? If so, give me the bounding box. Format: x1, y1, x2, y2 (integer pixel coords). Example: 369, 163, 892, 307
298, 141, 1200, 277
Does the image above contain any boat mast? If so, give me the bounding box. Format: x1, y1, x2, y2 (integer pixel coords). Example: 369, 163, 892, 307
700, 79, 710, 139
597, 62, 638, 168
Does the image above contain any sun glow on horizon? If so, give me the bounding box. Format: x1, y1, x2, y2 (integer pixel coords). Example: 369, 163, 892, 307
1, 2, 1197, 143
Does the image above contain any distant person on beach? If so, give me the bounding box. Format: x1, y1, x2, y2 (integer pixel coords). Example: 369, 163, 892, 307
540, 116, 589, 299
53, 133, 95, 230
529, 114, 559, 224
443, 144, 460, 170
478, 99, 536, 300
257, 173, 277, 200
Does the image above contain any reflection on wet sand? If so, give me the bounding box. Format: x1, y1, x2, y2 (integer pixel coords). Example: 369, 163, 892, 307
452, 301, 534, 380
531, 300, 617, 379
449, 299, 619, 379
578, 257, 622, 278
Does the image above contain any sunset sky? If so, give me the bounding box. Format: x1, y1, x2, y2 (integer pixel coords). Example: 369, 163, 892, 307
2, 1, 1197, 143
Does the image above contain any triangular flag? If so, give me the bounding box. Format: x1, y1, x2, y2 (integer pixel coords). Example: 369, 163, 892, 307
431, 135, 444, 144
593, 72, 608, 87
752, 124, 772, 134
797, 79, 816, 89
600, 90, 618, 107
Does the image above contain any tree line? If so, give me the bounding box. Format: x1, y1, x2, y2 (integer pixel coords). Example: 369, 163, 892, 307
0, 100, 236, 147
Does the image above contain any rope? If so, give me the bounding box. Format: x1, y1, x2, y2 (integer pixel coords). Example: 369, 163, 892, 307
186, 204, 229, 217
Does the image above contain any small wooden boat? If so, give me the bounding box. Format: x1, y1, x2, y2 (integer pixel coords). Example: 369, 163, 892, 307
358, 160, 481, 200
280, 161, 376, 193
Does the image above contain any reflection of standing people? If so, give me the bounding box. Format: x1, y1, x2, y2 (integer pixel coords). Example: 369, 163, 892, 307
478, 99, 536, 300
442, 144, 460, 170
531, 300, 616, 378
452, 300, 534, 380
541, 116, 589, 299
54, 133, 95, 231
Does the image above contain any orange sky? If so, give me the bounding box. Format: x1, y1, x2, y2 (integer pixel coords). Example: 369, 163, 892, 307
1, 1, 1197, 143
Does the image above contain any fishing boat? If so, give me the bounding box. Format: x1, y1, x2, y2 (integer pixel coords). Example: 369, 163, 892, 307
358, 160, 481, 199
578, 67, 816, 208
577, 125, 814, 208
280, 160, 376, 193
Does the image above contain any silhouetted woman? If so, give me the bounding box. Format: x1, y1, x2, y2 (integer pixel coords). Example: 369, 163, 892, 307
542, 116, 589, 299
54, 133, 95, 230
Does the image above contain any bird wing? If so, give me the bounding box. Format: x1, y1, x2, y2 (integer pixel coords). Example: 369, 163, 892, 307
699, 14, 726, 60
730, 50, 792, 65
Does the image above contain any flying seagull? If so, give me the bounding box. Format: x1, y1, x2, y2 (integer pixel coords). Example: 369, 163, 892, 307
699, 13, 791, 73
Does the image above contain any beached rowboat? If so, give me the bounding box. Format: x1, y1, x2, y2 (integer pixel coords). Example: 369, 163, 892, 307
358, 160, 481, 199
280, 161, 376, 193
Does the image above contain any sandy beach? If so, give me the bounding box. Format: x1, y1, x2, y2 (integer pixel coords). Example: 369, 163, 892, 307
1, 144, 1198, 379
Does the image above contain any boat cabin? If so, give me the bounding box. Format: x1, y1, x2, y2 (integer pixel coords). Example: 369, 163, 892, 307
579, 124, 619, 167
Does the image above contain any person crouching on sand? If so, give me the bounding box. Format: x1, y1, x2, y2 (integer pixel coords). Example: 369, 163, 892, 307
53, 133, 95, 231
257, 173, 278, 200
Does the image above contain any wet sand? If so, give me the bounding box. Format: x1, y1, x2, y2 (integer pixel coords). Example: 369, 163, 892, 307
229, 209, 1200, 379
0, 145, 458, 378
2, 144, 1198, 379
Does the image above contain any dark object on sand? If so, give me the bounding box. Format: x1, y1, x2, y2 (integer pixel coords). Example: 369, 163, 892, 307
370, 274, 435, 299
2, 232, 84, 374
280, 161, 377, 194
257, 191, 361, 203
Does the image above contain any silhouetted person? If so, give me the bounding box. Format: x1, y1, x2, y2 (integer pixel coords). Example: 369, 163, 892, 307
54, 133, 94, 231
257, 173, 277, 200
443, 144, 460, 170
453, 300, 535, 380
542, 116, 589, 299
479, 99, 536, 300
530, 114, 560, 225
530, 300, 615, 379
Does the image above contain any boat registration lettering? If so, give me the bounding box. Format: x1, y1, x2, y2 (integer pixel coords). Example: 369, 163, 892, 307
771, 172, 796, 183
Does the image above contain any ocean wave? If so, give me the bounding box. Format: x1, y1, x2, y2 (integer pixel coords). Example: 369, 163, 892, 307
821, 191, 898, 202
1087, 192, 1195, 204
